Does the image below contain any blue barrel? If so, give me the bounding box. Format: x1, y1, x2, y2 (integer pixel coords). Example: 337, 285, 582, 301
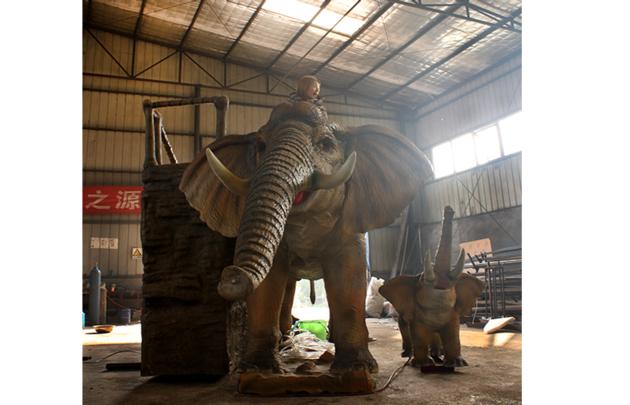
88, 265, 101, 325
82, 312, 85, 328
119, 308, 132, 325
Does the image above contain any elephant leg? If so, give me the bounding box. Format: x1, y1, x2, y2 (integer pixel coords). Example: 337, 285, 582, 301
241, 251, 289, 373
411, 321, 436, 368
328, 308, 335, 342
279, 278, 297, 335
323, 235, 378, 373
398, 317, 413, 358
430, 333, 444, 363
440, 315, 468, 367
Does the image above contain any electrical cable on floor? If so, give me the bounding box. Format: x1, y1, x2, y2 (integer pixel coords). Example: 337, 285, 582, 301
106, 295, 141, 311
373, 357, 412, 393
301, 356, 414, 397
83, 349, 140, 363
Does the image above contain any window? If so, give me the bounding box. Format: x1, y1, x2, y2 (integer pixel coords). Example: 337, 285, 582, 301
498, 112, 522, 155
474, 125, 501, 164
452, 133, 476, 172
430, 111, 522, 179
432, 142, 454, 178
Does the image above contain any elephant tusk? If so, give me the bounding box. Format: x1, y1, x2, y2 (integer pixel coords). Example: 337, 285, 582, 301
423, 250, 436, 282
309, 279, 316, 305
205, 148, 251, 196
449, 248, 466, 280
307, 151, 356, 191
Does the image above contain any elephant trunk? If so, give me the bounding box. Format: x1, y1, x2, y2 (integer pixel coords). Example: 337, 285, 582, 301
218, 128, 314, 301
434, 205, 455, 275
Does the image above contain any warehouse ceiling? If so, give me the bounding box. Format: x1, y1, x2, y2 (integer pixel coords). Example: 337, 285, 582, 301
84, 0, 521, 109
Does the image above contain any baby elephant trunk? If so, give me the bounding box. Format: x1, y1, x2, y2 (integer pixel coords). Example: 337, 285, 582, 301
217, 130, 314, 301
431, 206, 466, 289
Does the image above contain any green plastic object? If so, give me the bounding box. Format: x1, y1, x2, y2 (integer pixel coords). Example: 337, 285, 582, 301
295, 320, 328, 341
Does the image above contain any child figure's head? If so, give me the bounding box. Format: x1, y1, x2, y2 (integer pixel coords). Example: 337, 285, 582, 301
297, 75, 321, 100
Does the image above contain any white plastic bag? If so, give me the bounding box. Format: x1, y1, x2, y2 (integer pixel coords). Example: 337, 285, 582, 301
279, 330, 334, 362
365, 277, 385, 318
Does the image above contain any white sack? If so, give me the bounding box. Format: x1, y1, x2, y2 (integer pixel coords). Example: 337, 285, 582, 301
365, 277, 386, 318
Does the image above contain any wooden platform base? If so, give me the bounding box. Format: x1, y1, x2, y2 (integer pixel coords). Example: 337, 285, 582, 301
420, 364, 455, 373
238, 369, 375, 396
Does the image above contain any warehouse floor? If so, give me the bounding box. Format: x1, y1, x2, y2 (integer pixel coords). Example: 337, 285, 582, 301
83, 319, 521, 404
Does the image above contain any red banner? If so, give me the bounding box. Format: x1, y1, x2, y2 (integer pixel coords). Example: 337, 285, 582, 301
83, 186, 144, 214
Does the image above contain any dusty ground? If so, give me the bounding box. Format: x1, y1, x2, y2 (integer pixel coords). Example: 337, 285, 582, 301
83, 319, 521, 404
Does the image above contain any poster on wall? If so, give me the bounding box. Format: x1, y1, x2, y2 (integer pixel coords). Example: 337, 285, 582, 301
91, 237, 119, 249
83, 186, 143, 214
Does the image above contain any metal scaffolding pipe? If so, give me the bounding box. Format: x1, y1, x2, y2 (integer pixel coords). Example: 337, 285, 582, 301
144, 95, 230, 165
143, 100, 156, 168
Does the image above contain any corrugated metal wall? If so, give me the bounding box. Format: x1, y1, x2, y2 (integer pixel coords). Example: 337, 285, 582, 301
413, 54, 522, 224
419, 153, 521, 223
83, 28, 402, 281
414, 55, 522, 150
369, 54, 522, 275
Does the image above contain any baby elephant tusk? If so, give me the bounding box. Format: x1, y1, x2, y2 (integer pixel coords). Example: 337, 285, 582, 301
423, 250, 436, 282
205, 148, 251, 196
449, 248, 466, 280
309, 151, 357, 191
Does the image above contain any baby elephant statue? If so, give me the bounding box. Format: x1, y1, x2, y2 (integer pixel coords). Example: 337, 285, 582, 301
379, 206, 483, 369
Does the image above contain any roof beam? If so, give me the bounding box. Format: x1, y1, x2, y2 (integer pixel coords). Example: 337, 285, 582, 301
223, 0, 266, 61
131, 0, 147, 77
85, 0, 93, 26
84, 25, 398, 108
265, 0, 331, 70
270, 0, 361, 91
87, 29, 131, 77
467, 2, 521, 28
311, 1, 394, 75
179, 0, 206, 49
390, 0, 520, 33
382, 7, 521, 101
412, 47, 521, 118
346, 3, 462, 90
133, 0, 147, 39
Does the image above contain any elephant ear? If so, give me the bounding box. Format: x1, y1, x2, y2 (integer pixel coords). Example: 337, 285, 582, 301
379, 275, 418, 321
454, 273, 484, 316
179, 134, 257, 237
338, 125, 434, 233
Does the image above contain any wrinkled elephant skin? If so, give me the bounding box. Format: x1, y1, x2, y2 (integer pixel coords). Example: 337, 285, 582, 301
180, 101, 433, 373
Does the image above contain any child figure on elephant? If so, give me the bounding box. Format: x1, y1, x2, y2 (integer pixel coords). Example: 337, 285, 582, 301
289, 75, 328, 122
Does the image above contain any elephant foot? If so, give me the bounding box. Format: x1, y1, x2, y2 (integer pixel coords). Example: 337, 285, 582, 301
443, 356, 468, 367
239, 351, 283, 374
411, 356, 435, 368
331, 348, 379, 374
401, 349, 412, 358
430, 354, 444, 364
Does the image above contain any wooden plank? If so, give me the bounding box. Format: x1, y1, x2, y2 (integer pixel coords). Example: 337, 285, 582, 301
239, 369, 374, 396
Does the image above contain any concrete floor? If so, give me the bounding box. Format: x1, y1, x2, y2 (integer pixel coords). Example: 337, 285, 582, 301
83, 319, 521, 404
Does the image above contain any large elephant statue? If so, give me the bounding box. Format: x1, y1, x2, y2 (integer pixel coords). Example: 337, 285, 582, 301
379, 206, 484, 369
179, 101, 433, 373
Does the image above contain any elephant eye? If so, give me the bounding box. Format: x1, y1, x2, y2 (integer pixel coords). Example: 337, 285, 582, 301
318, 138, 335, 153
256, 140, 266, 153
